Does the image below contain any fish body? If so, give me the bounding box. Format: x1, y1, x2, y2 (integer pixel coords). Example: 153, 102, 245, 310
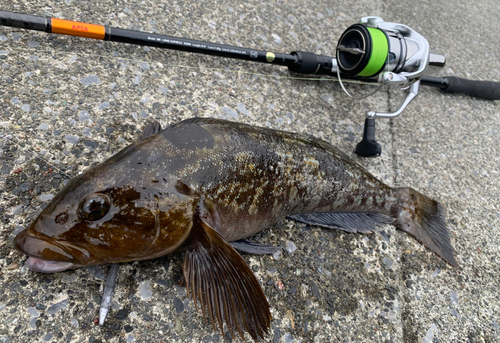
14, 118, 457, 340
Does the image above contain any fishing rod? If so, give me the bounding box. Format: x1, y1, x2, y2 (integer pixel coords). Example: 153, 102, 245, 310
1, 11, 500, 157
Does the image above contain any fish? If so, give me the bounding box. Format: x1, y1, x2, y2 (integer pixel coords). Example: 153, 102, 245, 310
14, 117, 457, 340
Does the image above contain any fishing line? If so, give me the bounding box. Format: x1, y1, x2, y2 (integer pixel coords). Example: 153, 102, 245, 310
4, 45, 379, 86
336, 66, 382, 100
1, 44, 380, 175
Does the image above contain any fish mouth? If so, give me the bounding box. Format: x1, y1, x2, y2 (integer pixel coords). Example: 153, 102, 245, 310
14, 228, 86, 273
25, 257, 75, 273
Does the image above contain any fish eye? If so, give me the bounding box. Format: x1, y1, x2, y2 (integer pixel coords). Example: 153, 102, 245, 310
78, 193, 111, 221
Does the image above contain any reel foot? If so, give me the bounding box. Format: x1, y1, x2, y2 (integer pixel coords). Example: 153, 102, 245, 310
355, 118, 381, 157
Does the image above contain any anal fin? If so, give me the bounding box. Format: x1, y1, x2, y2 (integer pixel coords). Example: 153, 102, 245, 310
231, 239, 282, 255
183, 212, 271, 340
288, 212, 394, 233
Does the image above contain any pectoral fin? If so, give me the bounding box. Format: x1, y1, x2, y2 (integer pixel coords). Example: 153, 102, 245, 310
288, 212, 394, 233
183, 211, 271, 340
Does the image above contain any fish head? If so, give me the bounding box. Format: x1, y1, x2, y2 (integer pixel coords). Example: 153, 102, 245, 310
14, 160, 196, 273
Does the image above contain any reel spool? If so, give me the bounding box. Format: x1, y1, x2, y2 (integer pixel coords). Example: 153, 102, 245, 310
335, 16, 430, 89
336, 24, 406, 78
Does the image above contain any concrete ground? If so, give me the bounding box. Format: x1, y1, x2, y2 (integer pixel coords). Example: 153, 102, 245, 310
1, 0, 499, 342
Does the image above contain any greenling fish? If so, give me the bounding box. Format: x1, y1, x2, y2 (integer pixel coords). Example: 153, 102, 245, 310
14, 117, 457, 340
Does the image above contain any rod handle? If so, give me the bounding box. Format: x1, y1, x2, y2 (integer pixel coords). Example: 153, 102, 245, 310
441, 76, 500, 100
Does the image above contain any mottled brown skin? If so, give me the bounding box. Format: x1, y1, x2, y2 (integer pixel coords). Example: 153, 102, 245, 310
179, 119, 400, 241
14, 117, 457, 340
14, 117, 451, 268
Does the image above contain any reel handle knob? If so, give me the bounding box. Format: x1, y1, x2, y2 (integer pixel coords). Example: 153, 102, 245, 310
355, 118, 381, 157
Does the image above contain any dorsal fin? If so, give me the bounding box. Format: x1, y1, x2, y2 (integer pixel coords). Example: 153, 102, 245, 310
140, 121, 163, 139
183, 205, 271, 340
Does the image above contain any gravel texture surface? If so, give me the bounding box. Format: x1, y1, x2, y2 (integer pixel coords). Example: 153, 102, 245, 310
1, 0, 499, 342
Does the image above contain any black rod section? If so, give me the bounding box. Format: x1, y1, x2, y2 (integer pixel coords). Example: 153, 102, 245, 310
0, 10, 335, 76
107, 27, 297, 68
0, 10, 50, 32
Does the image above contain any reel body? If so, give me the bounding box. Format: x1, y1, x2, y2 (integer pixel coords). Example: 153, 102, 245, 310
334, 17, 443, 156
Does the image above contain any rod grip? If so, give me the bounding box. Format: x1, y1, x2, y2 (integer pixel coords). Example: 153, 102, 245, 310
441, 76, 500, 100
0, 10, 49, 32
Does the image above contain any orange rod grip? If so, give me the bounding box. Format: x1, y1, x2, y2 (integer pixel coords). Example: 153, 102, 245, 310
51, 18, 105, 40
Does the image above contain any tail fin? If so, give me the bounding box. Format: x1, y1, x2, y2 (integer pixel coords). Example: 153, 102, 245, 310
394, 188, 458, 267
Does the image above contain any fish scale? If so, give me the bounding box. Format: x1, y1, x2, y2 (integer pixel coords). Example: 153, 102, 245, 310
166, 118, 394, 240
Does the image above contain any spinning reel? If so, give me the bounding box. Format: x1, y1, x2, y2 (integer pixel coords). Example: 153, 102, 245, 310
335, 16, 445, 156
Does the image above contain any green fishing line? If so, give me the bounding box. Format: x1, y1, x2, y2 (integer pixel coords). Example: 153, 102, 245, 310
358, 28, 388, 77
